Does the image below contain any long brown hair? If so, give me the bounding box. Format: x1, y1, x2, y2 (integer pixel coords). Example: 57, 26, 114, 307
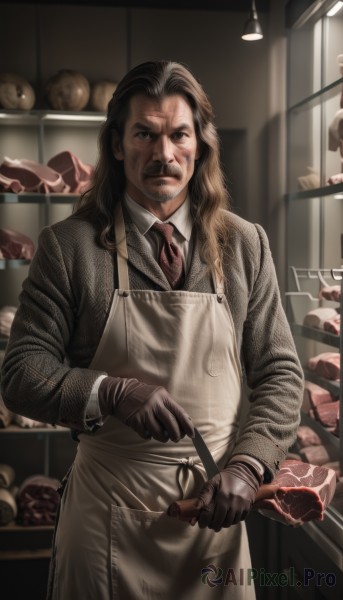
74, 60, 230, 267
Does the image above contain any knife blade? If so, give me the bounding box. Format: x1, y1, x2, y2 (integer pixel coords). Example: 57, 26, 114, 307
192, 428, 220, 479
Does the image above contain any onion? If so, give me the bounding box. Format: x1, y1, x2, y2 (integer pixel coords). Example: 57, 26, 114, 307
0, 73, 35, 110
45, 69, 90, 111
90, 80, 117, 112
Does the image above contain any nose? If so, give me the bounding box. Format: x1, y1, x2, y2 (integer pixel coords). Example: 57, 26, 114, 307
152, 135, 174, 163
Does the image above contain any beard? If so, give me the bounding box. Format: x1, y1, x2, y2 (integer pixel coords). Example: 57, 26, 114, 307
142, 185, 185, 203
141, 163, 189, 203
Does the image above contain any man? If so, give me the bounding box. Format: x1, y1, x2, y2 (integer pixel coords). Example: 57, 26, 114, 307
1, 61, 303, 599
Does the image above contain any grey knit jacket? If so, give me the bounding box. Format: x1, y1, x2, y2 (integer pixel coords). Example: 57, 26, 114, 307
1, 208, 304, 478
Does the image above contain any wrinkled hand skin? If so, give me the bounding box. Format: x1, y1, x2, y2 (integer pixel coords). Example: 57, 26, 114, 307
197, 462, 262, 532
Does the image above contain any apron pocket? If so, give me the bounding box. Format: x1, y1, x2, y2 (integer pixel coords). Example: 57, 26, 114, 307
110, 505, 254, 600
111, 504, 191, 599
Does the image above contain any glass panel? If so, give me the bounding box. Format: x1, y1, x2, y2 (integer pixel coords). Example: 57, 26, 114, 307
288, 102, 322, 194
287, 0, 343, 532
287, 196, 321, 275
321, 194, 343, 267
287, 19, 322, 107
288, 82, 343, 193
287, 194, 342, 274
325, 87, 343, 184
323, 12, 343, 87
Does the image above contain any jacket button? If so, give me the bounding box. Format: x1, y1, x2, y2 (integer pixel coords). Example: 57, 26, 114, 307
217, 294, 224, 303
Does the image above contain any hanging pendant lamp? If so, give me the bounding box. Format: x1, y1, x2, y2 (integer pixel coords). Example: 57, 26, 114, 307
241, 0, 263, 41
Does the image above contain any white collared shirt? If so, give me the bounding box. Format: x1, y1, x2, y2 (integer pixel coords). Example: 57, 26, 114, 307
124, 193, 194, 273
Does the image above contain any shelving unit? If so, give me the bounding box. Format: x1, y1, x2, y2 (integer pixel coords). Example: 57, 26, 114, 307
0, 426, 76, 561
0, 426, 75, 561
0, 105, 104, 566
286, 266, 342, 456
283, 1, 343, 591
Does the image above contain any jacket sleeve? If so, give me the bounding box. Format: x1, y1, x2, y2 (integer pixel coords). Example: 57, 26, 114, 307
230, 223, 304, 480
0, 225, 106, 431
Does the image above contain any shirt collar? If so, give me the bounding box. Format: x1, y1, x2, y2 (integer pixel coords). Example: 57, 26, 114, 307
124, 193, 193, 242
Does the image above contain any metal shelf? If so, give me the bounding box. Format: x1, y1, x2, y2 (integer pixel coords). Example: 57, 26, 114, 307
291, 322, 340, 349
0, 192, 78, 205
0, 425, 70, 435
0, 339, 8, 350
0, 108, 106, 126
303, 368, 340, 399
301, 412, 339, 449
0, 522, 54, 562
285, 181, 343, 202
0, 259, 31, 270
0, 548, 52, 561
287, 76, 343, 113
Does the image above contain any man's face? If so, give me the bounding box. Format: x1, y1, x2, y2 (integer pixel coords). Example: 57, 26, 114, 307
113, 93, 200, 215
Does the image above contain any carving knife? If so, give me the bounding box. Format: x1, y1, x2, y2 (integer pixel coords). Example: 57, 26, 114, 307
192, 428, 220, 479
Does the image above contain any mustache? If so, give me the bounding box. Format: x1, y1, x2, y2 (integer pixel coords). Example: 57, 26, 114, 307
143, 164, 182, 178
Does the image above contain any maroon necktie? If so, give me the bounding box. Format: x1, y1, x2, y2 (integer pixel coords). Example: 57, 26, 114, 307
152, 222, 184, 289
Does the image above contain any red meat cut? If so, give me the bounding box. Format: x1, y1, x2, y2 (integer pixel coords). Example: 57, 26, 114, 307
0, 172, 24, 193
0, 228, 35, 260
167, 460, 336, 528
307, 352, 340, 380
313, 401, 340, 429
17, 475, 60, 526
303, 307, 338, 330
296, 425, 322, 448
254, 460, 336, 526
302, 381, 333, 413
47, 150, 94, 193
319, 285, 341, 302
323, 314, 340, 335
298, 444, 330, 466
0, 156, 68, 193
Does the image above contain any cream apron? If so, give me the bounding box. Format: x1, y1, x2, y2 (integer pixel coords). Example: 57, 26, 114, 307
51, 208, 256, 600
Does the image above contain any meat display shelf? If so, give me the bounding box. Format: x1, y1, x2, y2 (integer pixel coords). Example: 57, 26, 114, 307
0, 192, 78, 204
301, 412, 339, 450
290, 322, 340, 349
285, 181, 343, 201
0, 425, 70, 435
288, 74, 343, 113
302, 514, 343, 571
0, 102, 86, 571
0, 522, 54, 561
287, 267, 343, 556
0, 548, 52, 561
0, 108, 106, 126
0, 426, 77, 485
302, 368, 340, 399
287, 268, 343, 513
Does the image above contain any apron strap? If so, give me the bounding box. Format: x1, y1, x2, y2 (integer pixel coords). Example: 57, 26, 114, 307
114, 204, 130, 290
213, 257, 225, 296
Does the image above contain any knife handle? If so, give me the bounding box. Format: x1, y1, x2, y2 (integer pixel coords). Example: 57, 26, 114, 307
167, 483, 279, 525
167, 498, 203, 525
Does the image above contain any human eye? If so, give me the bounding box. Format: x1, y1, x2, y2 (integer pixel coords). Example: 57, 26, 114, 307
136, 130, 153, 140
172, 131, 188, 141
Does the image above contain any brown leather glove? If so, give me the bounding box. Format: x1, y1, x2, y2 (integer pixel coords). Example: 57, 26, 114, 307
197, 461, 262, 532
98, 376, 194, 443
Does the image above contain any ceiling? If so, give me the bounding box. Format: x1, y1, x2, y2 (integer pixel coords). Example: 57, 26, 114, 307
0, 0, 270, 11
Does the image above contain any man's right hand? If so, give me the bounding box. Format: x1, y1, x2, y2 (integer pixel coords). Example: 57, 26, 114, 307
98, 376, 194, 443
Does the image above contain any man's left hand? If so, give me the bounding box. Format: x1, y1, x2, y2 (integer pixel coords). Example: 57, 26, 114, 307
197, 462, 262, 532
